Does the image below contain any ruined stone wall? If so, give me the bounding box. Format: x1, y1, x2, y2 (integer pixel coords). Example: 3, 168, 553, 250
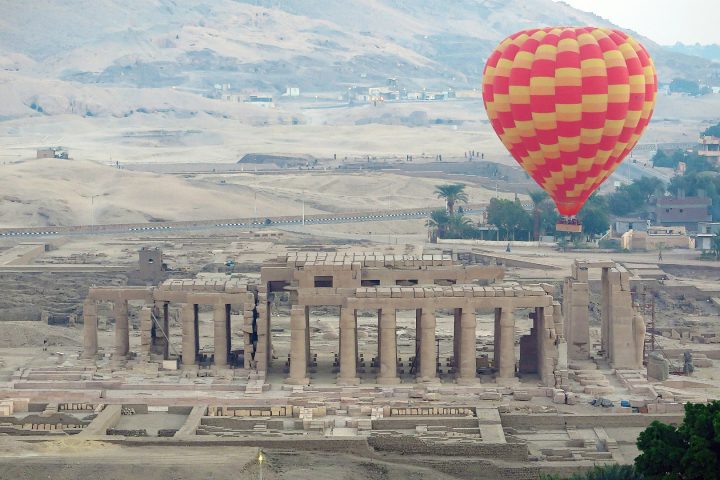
371, 418, 478, 429
414, 458, 540, 480
501, 413, 684, 429
0, 272, 126, 320
367, 435, 529, 460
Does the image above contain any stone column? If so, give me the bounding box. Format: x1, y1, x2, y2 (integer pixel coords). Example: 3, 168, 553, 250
245, 293, 259, 370
82, 300, 98, 358
453, 308, 462, 369
162, 302, 170, 359
338, 307, 359, 385
193, 304, 200, 356
418, 309, 437, 381
181, 303, 197, 367
564, 264, 590, 360
304, 306, 311, 368
287, 305, 309, 384
457, 308, 478, 384
113, 299, 129, 358
378, 308, 399, 384
139, 306, 153, 358
498, 307, 516, 380
605, 267, 636, 368
493, 308, 501, 371
214, 302, 229, 367
414, 308, 422, 373
601, 267, 611, 355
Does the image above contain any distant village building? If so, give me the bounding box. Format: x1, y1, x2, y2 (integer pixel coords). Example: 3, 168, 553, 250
695, 221, 720, 251
695, 233, 716, 251
283, 87, 300, 97
698, 135, 720, 163
245, 95, 275, 108
698, 222, 720, 235
655, 195, 712, 232
621, 225, 691, 251
36, 147, 69, 159
222, 94, 242, 102
613, 217, 649, 236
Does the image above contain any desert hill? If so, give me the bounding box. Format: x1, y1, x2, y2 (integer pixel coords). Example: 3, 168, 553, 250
0, 0, 716, 121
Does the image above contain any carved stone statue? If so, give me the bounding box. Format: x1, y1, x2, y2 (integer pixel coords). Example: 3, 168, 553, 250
647, 352, 669, 381
683, 351, 694, 376
632, 305, 646, 369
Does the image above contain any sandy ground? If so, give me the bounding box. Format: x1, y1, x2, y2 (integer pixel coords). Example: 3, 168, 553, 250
0, 438, 457, 480
0, 156, 519, 228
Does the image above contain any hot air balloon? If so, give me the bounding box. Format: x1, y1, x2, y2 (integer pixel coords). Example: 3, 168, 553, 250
482, 27, 657, 233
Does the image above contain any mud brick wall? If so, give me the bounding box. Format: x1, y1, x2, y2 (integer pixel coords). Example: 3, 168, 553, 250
414, 458, 539, 480
372, 417, 478, 430
501, 413, 684, 429
201, 417, 285, 430
367, 435, 528, 461
106, 428, 148, 436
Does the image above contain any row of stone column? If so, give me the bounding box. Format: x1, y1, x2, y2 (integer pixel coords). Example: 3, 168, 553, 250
83, 300, 232, 367
83, 299, 130, 359
180, 302, 231, 367
287, 305, 518, 385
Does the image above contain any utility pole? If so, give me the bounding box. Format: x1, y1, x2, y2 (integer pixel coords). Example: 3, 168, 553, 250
387, 186, 391, 244
90, 194, 101, 232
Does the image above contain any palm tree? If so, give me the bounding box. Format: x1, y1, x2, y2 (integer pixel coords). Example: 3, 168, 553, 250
447, 213, 474, 238
434, 184, 469, 215
426, 208, 450, 239
528, 190, 550, 241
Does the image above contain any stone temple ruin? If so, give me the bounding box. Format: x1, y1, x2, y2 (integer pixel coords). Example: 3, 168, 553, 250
82, 252, 575, 388
2, 249, 705, 479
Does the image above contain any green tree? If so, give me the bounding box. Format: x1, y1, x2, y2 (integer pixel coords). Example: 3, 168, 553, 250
426, 208, 450, 239
487, 198, 531, 240
703, 122, 720, 137
529, 190, 551, 240
445, 213, 474, 238
539, 199, 559, 237
635, 400, 720, 480
608, 189, 635, 216
578, 194, 609, 236
541, 464, 642, 480
607, 176, 664, 216
712, 233, 720, 260
669, 78, 701, 96
434, 183, 468, 215
652, 149, 675, 168
655, 149, 717, 174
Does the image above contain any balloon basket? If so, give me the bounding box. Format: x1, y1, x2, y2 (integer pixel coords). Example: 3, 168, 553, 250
556, 223, 582, 233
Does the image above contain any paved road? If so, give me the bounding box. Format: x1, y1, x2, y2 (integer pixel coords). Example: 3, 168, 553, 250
0, 205, 496, 239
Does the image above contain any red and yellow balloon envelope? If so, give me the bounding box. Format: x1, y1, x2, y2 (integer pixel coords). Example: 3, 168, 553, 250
482, 27, 657, 222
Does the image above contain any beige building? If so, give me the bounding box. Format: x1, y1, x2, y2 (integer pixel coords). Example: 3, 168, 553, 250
699, 135, 720, 163
621, 225, 691, 251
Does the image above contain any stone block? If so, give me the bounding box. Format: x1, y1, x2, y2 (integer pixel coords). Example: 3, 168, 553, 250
479, 391, 501, 401
513, 391, 532, 401
584, 385, 614, 395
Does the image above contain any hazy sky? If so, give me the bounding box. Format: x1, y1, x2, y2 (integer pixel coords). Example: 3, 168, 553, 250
554, 0, 719, 45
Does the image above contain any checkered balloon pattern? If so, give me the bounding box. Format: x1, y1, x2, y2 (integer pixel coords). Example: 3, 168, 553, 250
482, 27, 657, 216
